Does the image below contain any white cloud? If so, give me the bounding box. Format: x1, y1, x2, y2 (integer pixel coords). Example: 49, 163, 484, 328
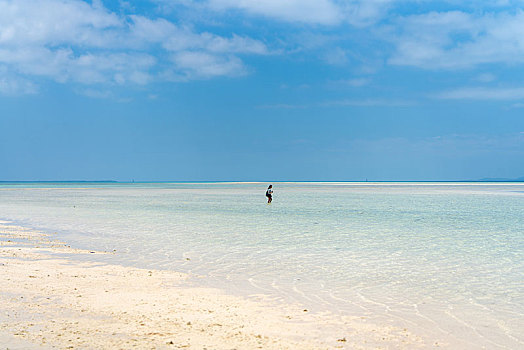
128, 15, 268, 54
388, 10, 524, 69
434, 87, 524, 100
0, 70, 37, 95
341, 0, 396, 27
0, 0, 268, 95
0, 46, 156, 85
200, 33, 268, 54
162, 1, 524, 73
171, 51, 247, 79
0, 0, 122, 47
198, 0, 398, 26
5, 0, 524, 98
129, 15, 176, 45
208, 0, 342, 25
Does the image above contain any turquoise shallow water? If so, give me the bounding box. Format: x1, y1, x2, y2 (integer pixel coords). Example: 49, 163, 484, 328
0, 182, 523, 348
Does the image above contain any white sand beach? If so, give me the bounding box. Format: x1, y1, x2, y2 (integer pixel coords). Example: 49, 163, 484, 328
0, 221, 425, 349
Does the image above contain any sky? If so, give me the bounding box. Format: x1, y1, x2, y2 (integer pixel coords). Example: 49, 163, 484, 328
1, 0, 524, 181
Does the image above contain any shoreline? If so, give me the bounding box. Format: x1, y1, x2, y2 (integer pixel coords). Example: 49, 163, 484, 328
0, 220, 426, 349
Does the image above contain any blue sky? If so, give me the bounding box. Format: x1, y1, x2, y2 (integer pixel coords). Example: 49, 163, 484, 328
1, 0, 524, 181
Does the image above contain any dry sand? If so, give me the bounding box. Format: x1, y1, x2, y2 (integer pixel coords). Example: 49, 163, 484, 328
0, 221, 427, 349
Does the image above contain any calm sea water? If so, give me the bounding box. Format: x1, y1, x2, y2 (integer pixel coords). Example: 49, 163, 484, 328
1, 182, 523, 348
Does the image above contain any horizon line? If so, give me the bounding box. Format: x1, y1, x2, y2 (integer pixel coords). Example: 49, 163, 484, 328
1, 180, 523, 183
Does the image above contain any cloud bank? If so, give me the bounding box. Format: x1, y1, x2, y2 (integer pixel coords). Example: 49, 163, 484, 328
0, 0, 268, 94
2, 0, 524, 96
388, 10, 524, 69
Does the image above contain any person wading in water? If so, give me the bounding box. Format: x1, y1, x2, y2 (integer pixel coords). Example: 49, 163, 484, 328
266, 185, 273, 203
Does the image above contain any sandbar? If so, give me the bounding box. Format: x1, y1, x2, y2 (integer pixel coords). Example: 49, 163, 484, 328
0, 221, 426, 349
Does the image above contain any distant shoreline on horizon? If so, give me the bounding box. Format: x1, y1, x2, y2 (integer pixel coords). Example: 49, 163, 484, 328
1, 179, 524, 184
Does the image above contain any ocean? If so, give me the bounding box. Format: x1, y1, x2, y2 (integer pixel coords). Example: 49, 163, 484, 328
0, 182, 522, 348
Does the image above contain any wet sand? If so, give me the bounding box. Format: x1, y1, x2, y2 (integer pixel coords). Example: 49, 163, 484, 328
0, 221, 425, 349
